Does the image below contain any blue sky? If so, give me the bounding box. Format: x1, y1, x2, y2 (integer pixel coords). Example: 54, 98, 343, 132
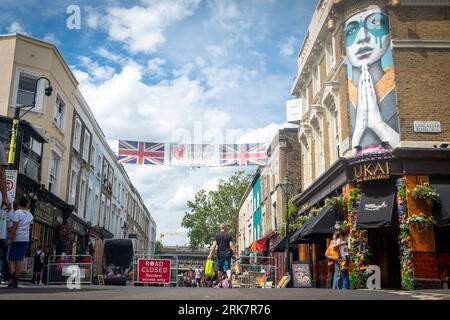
0, 0, 317, 245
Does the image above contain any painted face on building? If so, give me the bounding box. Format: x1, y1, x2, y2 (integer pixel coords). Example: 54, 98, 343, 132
345, 6, 390, 67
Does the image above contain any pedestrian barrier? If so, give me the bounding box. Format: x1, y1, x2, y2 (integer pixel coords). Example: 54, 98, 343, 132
17, 257, 34, 281
47, 255, 93, 285
232, 255, 277, 288
133, 254, 179, 287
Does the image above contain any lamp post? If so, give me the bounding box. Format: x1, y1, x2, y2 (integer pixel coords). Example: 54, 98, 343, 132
8, 77, 52, 170
280, 173, 292, 277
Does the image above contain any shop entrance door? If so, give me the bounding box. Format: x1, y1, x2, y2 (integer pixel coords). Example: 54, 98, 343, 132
368, 228, 402, 289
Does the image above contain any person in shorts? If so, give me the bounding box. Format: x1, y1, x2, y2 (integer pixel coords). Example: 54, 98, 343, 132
33, 245, 45, 285
208, 223, 236, 288
6, 196, 33, 288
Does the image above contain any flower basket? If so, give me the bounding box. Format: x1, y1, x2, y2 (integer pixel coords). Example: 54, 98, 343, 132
407, 214, 436, 232
411, 183, 439, 201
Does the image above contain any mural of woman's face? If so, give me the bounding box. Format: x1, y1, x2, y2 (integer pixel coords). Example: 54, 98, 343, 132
345, 6, 390, 67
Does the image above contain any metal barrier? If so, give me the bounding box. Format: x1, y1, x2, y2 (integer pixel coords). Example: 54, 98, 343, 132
232, 255, 277, 288
47, 255, 93, 285
133, 254, 179, 287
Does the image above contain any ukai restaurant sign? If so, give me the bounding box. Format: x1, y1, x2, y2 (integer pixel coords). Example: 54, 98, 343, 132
351, 161, 390, 183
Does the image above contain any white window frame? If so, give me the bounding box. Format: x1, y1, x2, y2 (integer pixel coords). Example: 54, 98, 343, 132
90, 144, 96, 170
78, 178, 87, 219
312, 63, 320, 96
73, 118, 82, 152
48, 150, 62, 195
82, 130, 91, 162
325, 36, 336, 74
12, 68, 45, 113
54, 94, 66, 132
69, 169, 78, 205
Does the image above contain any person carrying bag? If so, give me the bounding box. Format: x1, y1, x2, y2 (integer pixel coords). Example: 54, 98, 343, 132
204, 257, 215, 278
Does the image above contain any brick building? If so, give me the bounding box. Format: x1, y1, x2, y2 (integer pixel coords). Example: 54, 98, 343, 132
288, 0, 450, 289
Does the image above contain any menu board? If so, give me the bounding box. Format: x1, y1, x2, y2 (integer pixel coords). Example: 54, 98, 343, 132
292, 263, 312, 288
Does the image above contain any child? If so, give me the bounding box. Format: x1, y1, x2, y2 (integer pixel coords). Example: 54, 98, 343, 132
6, 196, 33, 289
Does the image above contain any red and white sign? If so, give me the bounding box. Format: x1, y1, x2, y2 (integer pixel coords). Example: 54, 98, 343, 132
137, 259, 171, 284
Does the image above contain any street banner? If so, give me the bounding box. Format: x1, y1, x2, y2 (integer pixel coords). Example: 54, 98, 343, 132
137, 259, 171, 284
117, 140, 267, 167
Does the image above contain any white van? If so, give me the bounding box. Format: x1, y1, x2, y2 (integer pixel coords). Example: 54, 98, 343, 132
102, 238, 138, 285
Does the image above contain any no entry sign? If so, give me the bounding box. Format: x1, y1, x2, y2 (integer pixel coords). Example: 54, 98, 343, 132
137, 259, 171, 284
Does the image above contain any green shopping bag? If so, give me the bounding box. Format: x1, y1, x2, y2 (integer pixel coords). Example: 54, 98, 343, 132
205, 258, 215, 277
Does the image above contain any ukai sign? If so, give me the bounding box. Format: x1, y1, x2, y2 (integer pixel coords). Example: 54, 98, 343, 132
351, 161, 390, 183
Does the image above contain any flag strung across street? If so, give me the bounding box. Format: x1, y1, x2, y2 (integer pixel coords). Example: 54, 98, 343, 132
116, 140, 268, 167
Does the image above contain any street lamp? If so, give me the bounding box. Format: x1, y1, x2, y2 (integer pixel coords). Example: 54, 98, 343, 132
122, 222, 128, 239
280, 173, 292, 277
8, 77, 52, 169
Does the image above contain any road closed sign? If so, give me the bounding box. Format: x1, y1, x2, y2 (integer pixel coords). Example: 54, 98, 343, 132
137, 259, 171, 284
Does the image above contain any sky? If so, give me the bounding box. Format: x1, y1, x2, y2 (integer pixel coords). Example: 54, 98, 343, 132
0, 0, 317, 246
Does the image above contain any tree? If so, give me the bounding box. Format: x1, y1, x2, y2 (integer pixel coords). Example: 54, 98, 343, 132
154, 240, 163, 254
182, 171, 253, 250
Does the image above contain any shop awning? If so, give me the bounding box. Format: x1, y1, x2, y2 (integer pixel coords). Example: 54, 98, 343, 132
300, 205, 342, 239
249, 236, 268, 254
357, 183, 396, 228
290, 221, 314, 244
431, 179, 450, 226
270, 234, 297, 252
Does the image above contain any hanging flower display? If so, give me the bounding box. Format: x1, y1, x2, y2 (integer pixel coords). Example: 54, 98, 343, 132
407, 214, 437, 232
396, 178, 414, 290
56, 223, 73, 244
411, 183, 439, 201
348, 187, 370, 289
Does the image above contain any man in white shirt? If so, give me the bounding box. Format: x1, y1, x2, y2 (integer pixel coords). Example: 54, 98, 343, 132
6, 196, 33, 288
0, 193, 14, 283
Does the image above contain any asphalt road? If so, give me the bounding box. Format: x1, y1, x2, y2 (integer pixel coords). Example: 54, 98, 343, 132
0, 284, 449, 300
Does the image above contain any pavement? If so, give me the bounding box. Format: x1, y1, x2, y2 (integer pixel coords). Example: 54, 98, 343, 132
0, 284, 449, 300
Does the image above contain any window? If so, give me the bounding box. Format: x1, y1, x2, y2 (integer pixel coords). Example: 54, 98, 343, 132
102, 162, 108, 184
69, 169, 77, 205
79, 179, 87, 219
108, 167, 113, 187
82, 131, 91, 162
49, 151, 61, 194
272, 202, 277, 230
97, 154, 102, 176
313, 124, 325, 178
90, 145, 96, 169
106, 200, 111, 230
100, 197, 106, 227
325, 37, 335, 73
94, 193, 100, 225
312, 64, 320, 96
73, 118, 82, 152
327, 106, 339, 164
86, 186, 92, 223
19, 132, 42, 182
16, 72, 43, 110
54, 95, 66, 130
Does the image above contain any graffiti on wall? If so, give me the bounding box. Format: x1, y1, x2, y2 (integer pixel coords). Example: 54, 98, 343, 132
345, 5, 399, 152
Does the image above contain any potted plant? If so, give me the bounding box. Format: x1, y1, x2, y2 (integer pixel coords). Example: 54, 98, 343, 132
411, 183, 439, 201
407, 213, 437, 232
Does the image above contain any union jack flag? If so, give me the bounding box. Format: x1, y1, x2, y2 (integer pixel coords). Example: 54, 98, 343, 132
220, 144, 267, 167
117, 140, 165, 165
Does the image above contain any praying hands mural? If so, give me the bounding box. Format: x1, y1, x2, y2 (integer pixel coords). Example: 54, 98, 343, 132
345, 5, 400, 152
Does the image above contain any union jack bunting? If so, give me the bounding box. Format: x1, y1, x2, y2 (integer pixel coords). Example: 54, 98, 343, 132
117, 140, 165, 165
220, 144, 267, 167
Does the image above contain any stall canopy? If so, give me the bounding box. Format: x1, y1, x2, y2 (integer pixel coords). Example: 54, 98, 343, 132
357, 182, 396, 228
431, 179, 450, 226
249, 236, 268, 254
270, 234, 298, 252
299, 205, 343, 240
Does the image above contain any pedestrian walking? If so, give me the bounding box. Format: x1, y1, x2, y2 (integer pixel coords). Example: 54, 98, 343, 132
33, 245, 45, 285
194, 265, 202, 287
208, 223, 237, 288
336, 232, 350, 290
42, 246, 51, 285
0, 192, 13, 284
328, 232, 341, 289
6, 196, 33, 289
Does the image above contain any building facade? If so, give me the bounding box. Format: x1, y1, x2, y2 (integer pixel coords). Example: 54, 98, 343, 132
289, 0, 450, 289
0, 33, 156, 257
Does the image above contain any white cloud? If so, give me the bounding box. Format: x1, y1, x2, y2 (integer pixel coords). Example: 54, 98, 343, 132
8, 21, 27, 34
280, 35, 297, 57
78, 56, 116, 82
85, 6, 100, 29
147, 58, 166, 77
42, 33, 60, 45
96, 47, 126, 65
101, 0, 201, 54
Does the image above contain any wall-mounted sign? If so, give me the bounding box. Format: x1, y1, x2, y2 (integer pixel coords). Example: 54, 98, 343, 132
341, 137, 350, 155
5, 170, 17, 201
413, 121, 441, 133
352, 161, 390, 183
34, 201, 55, 226
286, 99, 302, 123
